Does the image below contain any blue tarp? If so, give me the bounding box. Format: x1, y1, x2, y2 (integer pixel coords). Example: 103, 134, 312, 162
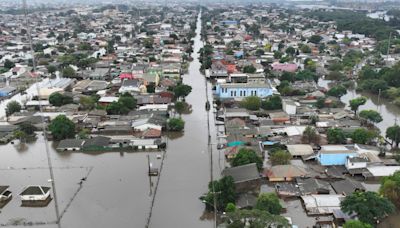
227, 141, 245, 147
262, 141, 279, 146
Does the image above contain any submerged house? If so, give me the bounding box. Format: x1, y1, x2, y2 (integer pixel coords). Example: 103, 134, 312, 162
20, 185, 51, 203
215, 82, 274, 99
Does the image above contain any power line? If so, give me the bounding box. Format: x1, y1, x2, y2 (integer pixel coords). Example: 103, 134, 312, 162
22, 1, 61, 227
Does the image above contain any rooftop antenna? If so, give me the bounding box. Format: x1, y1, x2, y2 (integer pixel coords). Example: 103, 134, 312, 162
22, 1, 61, 227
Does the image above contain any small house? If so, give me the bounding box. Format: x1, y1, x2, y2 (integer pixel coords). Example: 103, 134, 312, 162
317, 145, 357, 166
221, 163, 261, 192
265, 165, 308, 182
301, 194, 344, 215
0, 186, 12, 203
331, 179, 365, 196
20, 185, 51, 203
56, 139, 85, 151
286, 144, 314, 158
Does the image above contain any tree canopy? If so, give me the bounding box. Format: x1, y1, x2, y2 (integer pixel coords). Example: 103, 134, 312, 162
167, 118, 185, 131
261, 95, 282, 110
302, 126, 319, 144
341, 191, 395, 225
231, 148, 263, 170
201, 176, 236, 211
380, 171, 400, 208
327, 128, 346, 144
270, 150, 291, 166
255, 193, 282, 215
173, 84, 192, 99
343, 220, 373, 228
327, 85, 347, 98
49, 115, 75, 140
49, 92, 73, 107
225, 209, 289, 228
241, 96, 261, 111
349, 97, 367, 115
351, 128, 377, 145
386, 125, 400, 148
6, 101, 21, 117
359, 110, 383, 123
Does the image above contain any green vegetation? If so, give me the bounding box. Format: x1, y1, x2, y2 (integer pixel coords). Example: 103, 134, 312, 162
349, 97, 367, 115
269, 150, 291, 166
243, 65, 256, 73
261, 95, 282, 110
309, 35, 323, 44
241, 96, 261, 111
173, 84, 192, 99
201, 176, 236, 211
62, 66, 76, 78
49, 115, 76, 140
231, 148, 263, 170
351, 128, 378, 145
306, 10, 396, 41
79, 95, 98, 110
327, 128, 346, 144
5, 101, 21, 117
255, 193, 282, 215
19, 122, 37, 136
359, 110, 383, 123
167, 118, 185, 131
49, 92, 73, 107
302, 126, 319, 144
343, 220, 373, 228
341, 191, 395, 225
380, 171, 400, 209
386, 125, 400, 148
327, 85, 347, 98
106, 93, 137, 115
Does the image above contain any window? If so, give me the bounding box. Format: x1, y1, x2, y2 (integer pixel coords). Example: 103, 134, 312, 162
234, 91, 237, 97
254, 90, 257, 96
240, 91, 243, 96
243, 91, 246, 96
231, 91, 234, 97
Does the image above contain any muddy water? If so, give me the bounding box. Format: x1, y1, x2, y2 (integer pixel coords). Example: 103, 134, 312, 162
318, 79, 400, 135
149, 11, 220, 227
0, 134, 163, 227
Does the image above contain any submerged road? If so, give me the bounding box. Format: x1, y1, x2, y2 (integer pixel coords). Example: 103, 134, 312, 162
149, 11, 220, 228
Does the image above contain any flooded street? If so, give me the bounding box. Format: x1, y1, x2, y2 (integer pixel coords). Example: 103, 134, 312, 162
149, 11, 220, 228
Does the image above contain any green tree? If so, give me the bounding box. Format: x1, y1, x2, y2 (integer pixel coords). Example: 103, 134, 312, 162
225, 203, 236, 213
231, 148, 263, 170
343, 220, 373, 228
173, 84, 192, 99
13, 130, 27, 142
327, 128, 346, 144
77, 129, 90, 139
49, 115, 75, 140
300, 44, 312, 53
118, 93, 136, 110
341, 191, 395, 225
6, 101, 21, 117
315, 97, 325, 109
167, 118, 185, 131
261, 95, 282, 110
201, 176, 236, 211
47, 65, 57, 74
273, 51, 283, 59
241, 96, 261, 111
270, 150, 291, 165
351, 128, 378, 144
19, 122, 37, 136
243, 65, 256, 74
386, 125, 400, 148
349, 97, 367, 115
4, 59, 15, 69
174, 101, 185, 116
359, 110, 383, 123
226, 209, 289, 228
302, 126, 319, 144
49, 92, 73, 107
327, 85, 347, 98
62, 66, 76, 78
79, 96, 96, 110
295, 70, 318, 82
255, 193, 282, 215
380, 171, 400, 208
285, 46, 296, 56
309, 35, 323, 44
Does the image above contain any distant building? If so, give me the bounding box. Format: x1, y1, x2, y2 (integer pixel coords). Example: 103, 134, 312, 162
215, 82, 273, 99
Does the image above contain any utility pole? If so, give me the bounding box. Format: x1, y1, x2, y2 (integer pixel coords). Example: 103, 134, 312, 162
386, 32, 392, 61
22, 1, 61, 227
147, 154, 153, 196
